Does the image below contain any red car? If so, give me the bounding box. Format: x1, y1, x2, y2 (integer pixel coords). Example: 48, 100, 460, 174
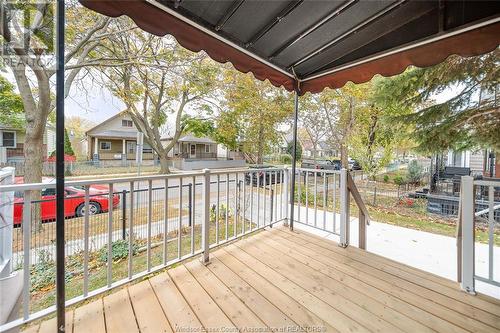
13, 177, 120, 226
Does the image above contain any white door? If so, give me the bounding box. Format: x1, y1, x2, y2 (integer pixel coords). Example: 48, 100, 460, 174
190, 144, 196, 158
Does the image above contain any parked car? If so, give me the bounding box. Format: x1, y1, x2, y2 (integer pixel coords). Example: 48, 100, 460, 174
301, 159, 341, 172
12, 177, 120, 226
245, 165, 282, 186
348, 159, 362, 171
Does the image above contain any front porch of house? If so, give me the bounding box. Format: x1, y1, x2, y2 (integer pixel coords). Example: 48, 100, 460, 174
88, 136, 156, 162
23, 227, 500, 333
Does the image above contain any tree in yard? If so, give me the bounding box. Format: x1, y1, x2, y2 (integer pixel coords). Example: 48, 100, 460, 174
0, 1, 112, 185
65, 115, 95, 160
222, 69, 292, 164
63, 128, 75, 156
299, 94, 329, 159
303, 84, 369, 168
0, 75, 24, 127
375, 51, 500, 153
98, 19, 219, 173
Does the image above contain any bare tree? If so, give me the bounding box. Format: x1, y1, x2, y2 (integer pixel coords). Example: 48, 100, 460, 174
97, 19, 219, 173
1, 1, 112, 185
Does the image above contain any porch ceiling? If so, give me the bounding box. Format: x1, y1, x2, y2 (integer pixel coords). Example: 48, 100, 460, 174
79, 0, 500, 94
24, 227, 500, 333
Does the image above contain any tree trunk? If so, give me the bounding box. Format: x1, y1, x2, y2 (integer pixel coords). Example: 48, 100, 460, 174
159, 154, 170, 174
340, 143, 348, 169
24, 127, 44, 231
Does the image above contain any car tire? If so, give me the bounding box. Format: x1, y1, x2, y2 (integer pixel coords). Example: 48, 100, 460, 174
76, 201, 101, 217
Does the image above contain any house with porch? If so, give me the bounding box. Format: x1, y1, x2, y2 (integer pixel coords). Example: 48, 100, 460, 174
161, 134, 218, 160
85, 112, 156, 165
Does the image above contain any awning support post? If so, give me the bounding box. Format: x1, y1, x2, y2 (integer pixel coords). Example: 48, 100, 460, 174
289, 89, 300, 231
56, 1, 66, 332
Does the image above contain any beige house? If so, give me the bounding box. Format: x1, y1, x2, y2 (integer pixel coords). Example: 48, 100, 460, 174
161, 134, 218, 160
85, 112, 156, 164
0, 123, 56, 163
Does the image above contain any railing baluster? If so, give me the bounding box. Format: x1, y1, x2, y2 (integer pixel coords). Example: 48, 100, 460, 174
297, 170, 301, 224
191, 176, 195, 254
178, 177, 183, 258
314, 171, 318, 227
257, 172, 260, 228
305, 171, 309, 225
107, 183, 113, 287
460, 175, 475, 294
263, 171, 267, 226
225, 173, 229, 240
235, 173, 238, 238
83, 186, 90, 297
274, 170, 278, 222
201, 169, 210, 264
163, 178, 169, 265
147, 180, 152, 271
243, 171, 246, 234
488, 185, 494, 281
250, 172, 254, 231
128, 181, 134, 279
323, 172, 327, 230
333, 173, 337, 233
22, 191, 32, 320
280, 170, 283, 220
216, 174, 220, 244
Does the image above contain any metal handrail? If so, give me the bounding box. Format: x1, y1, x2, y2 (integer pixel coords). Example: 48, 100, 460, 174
0, 167, 288, 332
0, 167, 287, 192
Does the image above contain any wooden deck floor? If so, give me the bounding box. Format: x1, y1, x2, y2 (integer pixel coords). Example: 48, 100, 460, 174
24, 227, 500, 333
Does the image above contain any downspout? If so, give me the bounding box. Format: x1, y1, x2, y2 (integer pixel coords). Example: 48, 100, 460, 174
55, 1, 66, 332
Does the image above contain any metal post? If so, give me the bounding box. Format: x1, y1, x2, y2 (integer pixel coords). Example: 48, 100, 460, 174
55, 1, 66, 331
460, 175, 475, 294
339, 168, 349, 247
289, 90, 300, 231
122, 190, 127, 240
283, 166, 289, 226
270, 188, 274, 227
188, 183, 192, 227
201, 169, 210, 264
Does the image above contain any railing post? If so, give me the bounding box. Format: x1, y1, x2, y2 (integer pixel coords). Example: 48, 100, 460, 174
122, 190, 127, 240
201, 169, 211, 265
460, 175, 475, 294
339, 168, 349, 247
284, 166, 289, 227
359, 210, 366, 250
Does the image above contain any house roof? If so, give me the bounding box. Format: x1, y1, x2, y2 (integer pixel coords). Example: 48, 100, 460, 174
88, 130, 138, 140
85, 110, 131, 136
80, 0, 500, 95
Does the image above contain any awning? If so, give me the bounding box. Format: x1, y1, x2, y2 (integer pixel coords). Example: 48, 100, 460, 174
80, 0, 499, 94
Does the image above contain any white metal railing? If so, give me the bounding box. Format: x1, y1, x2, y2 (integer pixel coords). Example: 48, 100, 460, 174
0, 167, 288, 332
290, 168, 369, 248
0, 166, 366, 331
458, 176, 500, 294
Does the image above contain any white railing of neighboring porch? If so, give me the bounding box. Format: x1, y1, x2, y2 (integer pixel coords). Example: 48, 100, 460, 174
0, 166, 366, 332
458, 176, 500, 294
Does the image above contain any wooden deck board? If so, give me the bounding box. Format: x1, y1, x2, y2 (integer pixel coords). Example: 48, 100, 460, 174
24, 227, 500, 333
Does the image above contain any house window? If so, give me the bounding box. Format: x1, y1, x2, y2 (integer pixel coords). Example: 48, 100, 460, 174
122, 120, 133, 127
1, 131, 16, 148
100, 141, 111, 150
205, 144, 210, 153
142, 142, 153, 154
